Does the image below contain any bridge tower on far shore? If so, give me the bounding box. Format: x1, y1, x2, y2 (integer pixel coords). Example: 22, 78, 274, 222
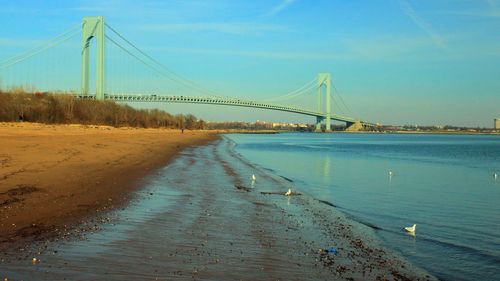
81, 16, 105, 100
315, 73, 332, 132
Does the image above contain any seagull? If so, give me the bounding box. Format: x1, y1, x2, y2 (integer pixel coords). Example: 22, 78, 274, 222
285, 188, 292, 196
252, 174, 256, 181
494, 173, 498, 180
404, 224, 416, 234
389, 171, 394, 177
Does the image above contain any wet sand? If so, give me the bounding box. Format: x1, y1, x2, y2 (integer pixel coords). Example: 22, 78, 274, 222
0, 122, 217, 250
1, 133, 436, 280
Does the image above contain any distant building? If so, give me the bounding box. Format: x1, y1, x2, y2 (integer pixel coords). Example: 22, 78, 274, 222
495, 118, 500, 130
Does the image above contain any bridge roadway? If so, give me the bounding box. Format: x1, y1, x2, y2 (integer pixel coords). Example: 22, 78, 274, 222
76, 93, 376, 126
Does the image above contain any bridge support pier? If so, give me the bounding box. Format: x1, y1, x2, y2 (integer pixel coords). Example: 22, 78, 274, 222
81, 16, 105, 100
345, 121, 363, 132
316, 73, 332, 132
315, 116, 324, 132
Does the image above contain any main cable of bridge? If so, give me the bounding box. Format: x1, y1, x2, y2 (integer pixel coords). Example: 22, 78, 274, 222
104, 23, 326, 109
331, 84, 355, 118
261, 78, 317, 102
0, 24, 80, 70
104, 23, 239, 100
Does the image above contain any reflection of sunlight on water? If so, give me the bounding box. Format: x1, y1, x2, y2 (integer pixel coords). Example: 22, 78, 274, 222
314, 155, 331, 180
404, 232, 417, 254
405, 230, 416, 238
323, 156, 331, 179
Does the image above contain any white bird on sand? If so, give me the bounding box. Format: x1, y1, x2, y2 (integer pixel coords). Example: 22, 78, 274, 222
252, 174, 256, 181
404, 224, 416, 234
285, 188, 292, 196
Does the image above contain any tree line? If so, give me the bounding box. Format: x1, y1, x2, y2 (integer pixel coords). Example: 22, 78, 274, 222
0, 90, 205, 129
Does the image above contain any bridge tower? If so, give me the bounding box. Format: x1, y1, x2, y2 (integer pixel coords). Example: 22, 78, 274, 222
81, 16, 105, 100
315, 73, 331, 132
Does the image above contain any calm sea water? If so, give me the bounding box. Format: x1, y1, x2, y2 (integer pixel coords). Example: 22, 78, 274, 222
226, 133, 500, 281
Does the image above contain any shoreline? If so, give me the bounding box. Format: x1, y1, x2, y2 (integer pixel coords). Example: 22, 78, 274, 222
215, 129, 500, 135
1, 123, 436, 280
220, 136, 437, 280
0, 122, 218, 250
1, 134, 436, 280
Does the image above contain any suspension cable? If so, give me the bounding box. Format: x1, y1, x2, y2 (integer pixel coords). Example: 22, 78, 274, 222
267, 83, 317, 102
330, 94, 347, 115
0, 25, 80, 69
332, 84, 355, 117
105, 34, 229, 98
261, 78, 316, 101
105, 23, 234, 99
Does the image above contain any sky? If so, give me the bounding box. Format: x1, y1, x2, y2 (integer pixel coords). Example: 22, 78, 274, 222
0, 0, 499, 127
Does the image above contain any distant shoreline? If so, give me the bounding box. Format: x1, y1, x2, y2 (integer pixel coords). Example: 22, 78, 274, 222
216, 129, 500, 135
339, 130, 500, 135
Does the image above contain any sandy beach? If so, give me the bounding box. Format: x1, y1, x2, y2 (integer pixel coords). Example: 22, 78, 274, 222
0, 122, 217, 249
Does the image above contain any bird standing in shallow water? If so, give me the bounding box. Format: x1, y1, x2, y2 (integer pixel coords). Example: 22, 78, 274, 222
404, 224, 416, 234
252, 174, 256, 181
494, 173, 498, 180
285, 188, 292, 196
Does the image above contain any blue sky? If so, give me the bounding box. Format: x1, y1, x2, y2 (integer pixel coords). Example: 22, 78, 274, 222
0, 0, 499, 127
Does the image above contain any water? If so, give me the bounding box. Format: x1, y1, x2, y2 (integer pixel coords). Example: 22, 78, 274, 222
226, 133, 500, 281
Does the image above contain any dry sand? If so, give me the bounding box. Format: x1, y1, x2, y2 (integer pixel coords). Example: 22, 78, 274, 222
0, 122, 216, 249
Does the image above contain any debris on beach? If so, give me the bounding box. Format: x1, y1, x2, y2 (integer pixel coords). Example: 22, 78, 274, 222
260, 190, 302, 196
319, 247, 337, 254
285, 190, 301, 196
318, 248, 336, 266
260, 191, 280, 195
234, 185, 251, 192
316, 199, 337, 208
327, 247, 337, 254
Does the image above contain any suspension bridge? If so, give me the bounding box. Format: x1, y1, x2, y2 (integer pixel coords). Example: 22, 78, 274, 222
0, 16, 377, 131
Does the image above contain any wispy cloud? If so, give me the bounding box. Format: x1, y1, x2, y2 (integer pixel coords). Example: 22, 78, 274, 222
467, 0, 500, 17
399, 0, 446, 49
263, 0, 296, 17
73, 0, 195, 20
444, 0, 500, 18
139, 22, 288, 35
145, 47, 346, 61
486, 0, 498, 8
446, 10, 500, 18
343, 36, 435, 59
146, 34, 451, 61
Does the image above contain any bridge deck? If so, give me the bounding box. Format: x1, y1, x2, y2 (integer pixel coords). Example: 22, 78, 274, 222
75, 94, 376, 126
